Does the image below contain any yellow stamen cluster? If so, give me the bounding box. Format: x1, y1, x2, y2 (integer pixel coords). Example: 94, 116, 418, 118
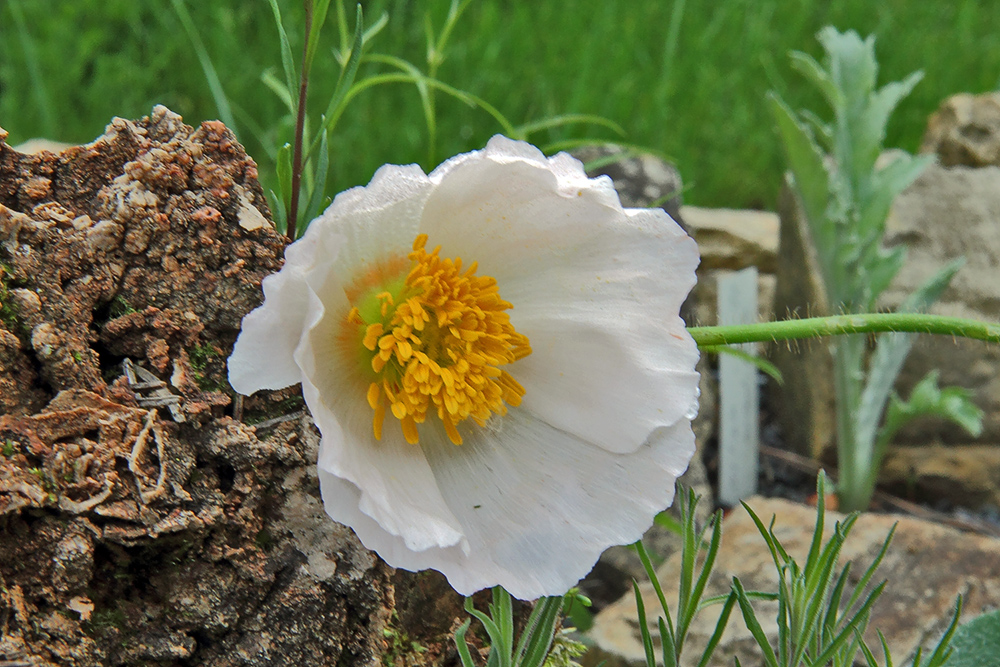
346, 234, 531, 445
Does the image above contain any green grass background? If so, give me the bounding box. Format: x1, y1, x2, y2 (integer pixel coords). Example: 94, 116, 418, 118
1, 0, 997, 210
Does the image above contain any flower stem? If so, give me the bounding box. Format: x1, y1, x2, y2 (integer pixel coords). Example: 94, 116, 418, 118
287, 0, 313, 241
688, 313, 1000, 348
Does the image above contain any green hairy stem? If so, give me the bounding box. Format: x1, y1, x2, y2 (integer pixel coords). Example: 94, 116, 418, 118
687, 313, 1000, 348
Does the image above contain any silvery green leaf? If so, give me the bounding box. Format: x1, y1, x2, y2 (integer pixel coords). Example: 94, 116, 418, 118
862, 245, 907, 308
853, 258, 962, 453
799, 109, 834, 150
856, 152, 934, 242
767, 93, 834, 263
818, 27, 878, 111
789, 50, 843, 111
883, 371, 983, 442
851, 71, 924, 176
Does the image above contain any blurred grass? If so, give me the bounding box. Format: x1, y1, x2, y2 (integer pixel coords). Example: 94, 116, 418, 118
1, 0, 997, 210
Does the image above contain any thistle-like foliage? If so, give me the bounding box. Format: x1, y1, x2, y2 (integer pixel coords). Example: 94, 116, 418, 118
734, 473, 961, 667
768, 27, 931, 312
769, 27, 981, 511
632, 489, 736, 667
454, 587, 585, 667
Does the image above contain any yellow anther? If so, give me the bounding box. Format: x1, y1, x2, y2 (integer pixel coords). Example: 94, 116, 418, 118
342, 234, 530, 445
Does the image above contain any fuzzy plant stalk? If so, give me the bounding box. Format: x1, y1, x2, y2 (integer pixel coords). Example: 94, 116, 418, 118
767, 27, 981, 512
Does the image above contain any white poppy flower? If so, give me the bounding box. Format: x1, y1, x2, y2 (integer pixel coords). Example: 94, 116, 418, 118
228, 136, 700, 600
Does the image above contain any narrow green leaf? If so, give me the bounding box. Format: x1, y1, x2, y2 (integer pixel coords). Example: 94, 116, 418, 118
275, 143, 293, 214
803, 472, 829, 576
653, 510, 684, 535
922, 596, 963, 667
494, 587, 514, 662
517, 596, 563, 667
858, 629, 880, 667
362, 53, 436, 163
810, 580, 887, 666
464, 597, 502, 645
879, 630, 895, 667
635, 540, 675, 638
304, 0, 333, 70
303, 127, 331, 225
682, 510, 724, 640
696, 592, 737, 667
513, 114, 626, 139
855, 258, 962, 463
704, 345, 784, 384
660, 616, 678, 667
823, 564, 852, 634
740, 502, 784, 572
169, 0, 236, 133
314, 3, 366, 157
265, 0, 297, 96
362, 11, 389, 43
265, 190, 286, 236
453, 619, 478, 667
633, 582, 658, 667
733, 577, 779, 667
677, 493, 698, 638
844, 524, 895, 615
260, 68, 296, 113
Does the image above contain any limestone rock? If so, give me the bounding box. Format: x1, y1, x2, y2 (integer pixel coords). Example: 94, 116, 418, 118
769, 179, 837, 458
682, 206, 778, 327
586, 497, 1000, 667
880, 162, 1000, 444
573, 144, 684, 223
881, 444, 1000, 509
921, 92, 1000, 167
681, 206, 778, 273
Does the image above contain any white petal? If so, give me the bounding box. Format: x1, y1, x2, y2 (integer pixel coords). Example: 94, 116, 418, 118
227, 221, 330, 394
297, 282, 464, 552
315, 162, 432, 282
418, 141, 700, 452
228, 163, 433, 395
510, 208, 700, 453
330, 411, 694, 599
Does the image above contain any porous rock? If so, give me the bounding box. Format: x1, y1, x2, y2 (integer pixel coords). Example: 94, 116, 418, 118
0, 108, 470, 666
585, 497, 1000, 667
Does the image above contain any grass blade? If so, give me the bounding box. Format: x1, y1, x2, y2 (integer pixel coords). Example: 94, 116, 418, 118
265, 0, 297, 95
168, 0, 236, 133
